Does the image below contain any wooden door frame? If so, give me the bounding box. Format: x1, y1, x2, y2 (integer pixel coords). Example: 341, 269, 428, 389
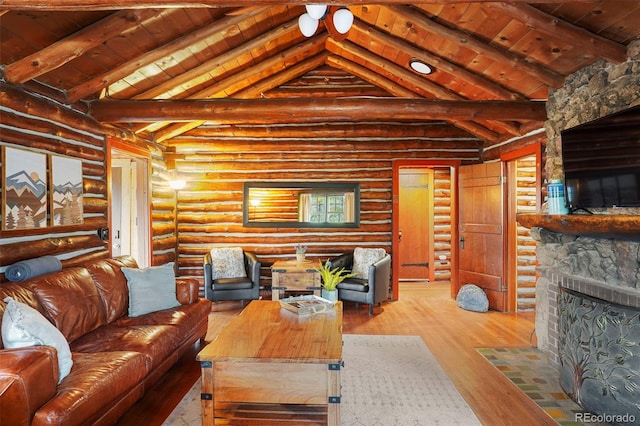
392, 159, 460, 301
398, 168, 435, 283
500, 142, 542, 312
107, 137, 152, 266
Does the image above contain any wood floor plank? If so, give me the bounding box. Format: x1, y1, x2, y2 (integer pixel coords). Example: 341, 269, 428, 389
116, 283, 556, 426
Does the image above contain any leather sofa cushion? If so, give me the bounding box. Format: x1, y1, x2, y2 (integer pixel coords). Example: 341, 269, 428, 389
0, 284, 46, 350
32, 351, 148, 426
0, 347, 58, 426
70, 324, 181, 370
113, 299, 211, 337
27, 268, 107, 343
86, 257, 138, 323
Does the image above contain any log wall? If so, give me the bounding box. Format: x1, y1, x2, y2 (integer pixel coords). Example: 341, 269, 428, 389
514, 156, 537, 311
1, 83, 540, 299
166, 126, 481, 289
0, 83, 171, 279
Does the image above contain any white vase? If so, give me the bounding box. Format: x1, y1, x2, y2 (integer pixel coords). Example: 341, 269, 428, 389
296, 253, 305, 262
322, 289, 338, 302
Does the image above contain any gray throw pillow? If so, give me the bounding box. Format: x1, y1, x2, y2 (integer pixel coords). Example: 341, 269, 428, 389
1, 296, 73, 383
122, 263, 180, 317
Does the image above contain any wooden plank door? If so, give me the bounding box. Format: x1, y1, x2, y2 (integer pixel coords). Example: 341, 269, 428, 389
398, 169, 433, 281
458, 163, 507, 311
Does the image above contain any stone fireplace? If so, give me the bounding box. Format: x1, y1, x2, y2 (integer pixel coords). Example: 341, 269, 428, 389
530, 228, 640, 422
526, 39, 640, 421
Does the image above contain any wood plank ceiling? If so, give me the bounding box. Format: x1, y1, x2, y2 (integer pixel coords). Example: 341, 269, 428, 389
1, 1, 639, 146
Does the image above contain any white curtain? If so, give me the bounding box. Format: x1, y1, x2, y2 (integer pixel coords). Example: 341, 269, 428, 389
299, 193, 311, 222
344, 192, 355, 222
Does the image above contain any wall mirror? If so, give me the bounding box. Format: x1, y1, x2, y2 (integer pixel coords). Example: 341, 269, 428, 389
243, 182, 360, 228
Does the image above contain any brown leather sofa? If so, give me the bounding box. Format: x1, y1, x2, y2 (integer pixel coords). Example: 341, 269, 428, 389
0, 256, 211, 426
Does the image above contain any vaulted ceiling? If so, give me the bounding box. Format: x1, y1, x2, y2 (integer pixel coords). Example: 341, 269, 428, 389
1, 1, 639, 146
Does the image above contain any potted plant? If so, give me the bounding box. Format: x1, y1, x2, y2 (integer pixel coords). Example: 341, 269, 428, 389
316, 260, 356, 302
294, 244, 307, 262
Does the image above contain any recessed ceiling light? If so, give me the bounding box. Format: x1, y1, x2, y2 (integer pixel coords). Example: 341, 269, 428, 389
409, 58, 434, 75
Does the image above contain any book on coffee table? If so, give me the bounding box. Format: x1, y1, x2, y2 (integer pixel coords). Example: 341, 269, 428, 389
279, 295, 336, 315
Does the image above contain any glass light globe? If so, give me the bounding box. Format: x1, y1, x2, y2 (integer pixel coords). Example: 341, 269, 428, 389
298, 13, 319, 37
332, 8, 353, 34
305, 4, 327, 20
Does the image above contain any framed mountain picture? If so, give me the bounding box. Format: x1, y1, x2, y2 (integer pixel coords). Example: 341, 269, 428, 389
50, 155, 84, 226
2, 146, 48, 231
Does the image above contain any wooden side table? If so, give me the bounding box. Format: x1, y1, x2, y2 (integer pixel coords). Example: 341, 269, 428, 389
271, 259, 321, 300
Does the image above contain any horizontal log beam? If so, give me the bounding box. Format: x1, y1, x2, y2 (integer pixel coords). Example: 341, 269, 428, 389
0, 0, 626, 11
90, 98, 547, 123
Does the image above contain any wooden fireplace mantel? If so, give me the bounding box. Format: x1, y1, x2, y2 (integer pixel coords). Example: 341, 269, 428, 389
516, 213, 640, 241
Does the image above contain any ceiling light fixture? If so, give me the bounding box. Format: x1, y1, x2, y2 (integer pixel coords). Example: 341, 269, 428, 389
409, 58, 434, 75
298, 4, 354, 39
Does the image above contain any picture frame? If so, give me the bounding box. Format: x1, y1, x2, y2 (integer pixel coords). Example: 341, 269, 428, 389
2, 146, 48, 230
50, 154, 84, 226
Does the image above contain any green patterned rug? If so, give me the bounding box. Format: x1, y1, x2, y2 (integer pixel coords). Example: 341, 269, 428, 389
477, 347, 602, 426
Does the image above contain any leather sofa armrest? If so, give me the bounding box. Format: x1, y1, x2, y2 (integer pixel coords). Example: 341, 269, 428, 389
176, 278, 199, 304
0, 347, 59, 426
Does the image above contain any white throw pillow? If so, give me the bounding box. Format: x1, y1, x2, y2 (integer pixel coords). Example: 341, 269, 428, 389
122, 262, 180, 317
1, 296, 73, 383
352, 248, 387, 279
210, 247, 247, 280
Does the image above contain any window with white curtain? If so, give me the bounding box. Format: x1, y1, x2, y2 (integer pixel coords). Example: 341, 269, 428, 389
299, 192, 353, 223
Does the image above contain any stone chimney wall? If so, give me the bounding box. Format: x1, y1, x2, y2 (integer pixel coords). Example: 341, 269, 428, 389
534, 39, 640, 367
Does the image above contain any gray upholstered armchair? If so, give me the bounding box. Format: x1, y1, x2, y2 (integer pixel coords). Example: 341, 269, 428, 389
203, 248, 261, 303
327, 249, 391, 315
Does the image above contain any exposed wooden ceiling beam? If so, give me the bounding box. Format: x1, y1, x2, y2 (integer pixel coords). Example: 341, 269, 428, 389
65, 7, 270, 103
0, 0, 629, 12
351, 20, 525, 101
234, 52, 330, 99
327, 47, 438, 99
485, 2, 628, 64
133, 16, 301, 100
326, 45, 502, 141
148, 36, 329, 141
154, 53, 330, 142
393, 5, 565, 88
89, 98, 548, 123
2, 9, 163, 84
179, 121, 477, 139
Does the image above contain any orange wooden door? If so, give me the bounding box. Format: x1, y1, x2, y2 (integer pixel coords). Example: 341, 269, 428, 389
398, 169, 433, 281
458, 163, 507, 311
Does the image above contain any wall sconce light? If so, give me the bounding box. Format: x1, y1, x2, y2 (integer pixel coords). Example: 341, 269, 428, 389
298, 4, 354, 39
167, 170, 186, 190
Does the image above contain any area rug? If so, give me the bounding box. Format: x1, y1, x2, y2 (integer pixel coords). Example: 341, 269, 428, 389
163, 334, 481, 425
477, 347, 598, 426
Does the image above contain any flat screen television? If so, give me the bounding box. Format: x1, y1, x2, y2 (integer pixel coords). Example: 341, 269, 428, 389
561, 106, 640, 212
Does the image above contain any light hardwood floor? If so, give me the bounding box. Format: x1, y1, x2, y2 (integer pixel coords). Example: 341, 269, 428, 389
117, 282, 557, 426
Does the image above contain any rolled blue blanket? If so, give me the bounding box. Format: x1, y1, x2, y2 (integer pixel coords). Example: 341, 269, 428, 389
5, 256, 62, 282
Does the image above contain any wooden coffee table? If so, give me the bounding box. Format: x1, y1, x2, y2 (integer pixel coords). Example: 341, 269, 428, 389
271, 259, 321, 300
196, 300, 343, 425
